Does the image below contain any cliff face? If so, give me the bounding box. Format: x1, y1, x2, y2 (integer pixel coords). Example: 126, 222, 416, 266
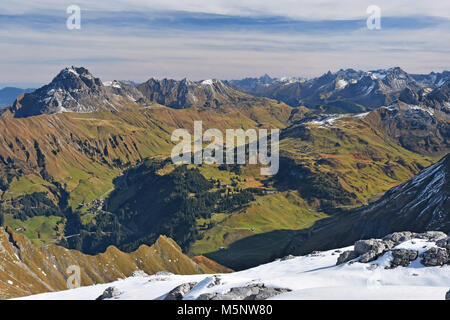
0, 227, 225, 299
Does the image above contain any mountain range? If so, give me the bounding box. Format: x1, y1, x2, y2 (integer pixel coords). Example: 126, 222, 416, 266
0, 66, 448, 299
228, 67, 450, 114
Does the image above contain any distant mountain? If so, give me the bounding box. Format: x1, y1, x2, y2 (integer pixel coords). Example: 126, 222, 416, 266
0, 227, 229, 299
287, 153, 450, 255
0, 87, 34, 108
365, 102, 450, 155
228, 67, 450, 114
224, 74, 306, 93
1, 67, 145, 118
137, 77, 272, 109
411, 71, 450, 87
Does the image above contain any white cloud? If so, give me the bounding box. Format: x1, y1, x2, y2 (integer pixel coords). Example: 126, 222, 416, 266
0, 0, 448, 87
1, 0, 450, 19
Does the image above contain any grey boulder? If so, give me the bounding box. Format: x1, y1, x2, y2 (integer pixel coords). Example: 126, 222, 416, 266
420, 248, 449, 267
436, 237, 450, 250
389, 249, 419, 268
164, 282, 198, 300
355, 239, 393, 263
336, 250, 359, 265
196, 283, 290, 300
96, 286, 121, 300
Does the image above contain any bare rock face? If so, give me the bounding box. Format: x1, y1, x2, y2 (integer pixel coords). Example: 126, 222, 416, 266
415, 231, 448, 242
436, 237, 450, 250
446, 290, 450, 300
280, 255, 296, 261
354, 239, 394, 263
164, 282, 198, 300
96, 287, 121, 300
336, 250, 359, 265
383, 232, 414, 245
137, 78, 268, 109
334, 231, 450, 268
2, 66, 145, 118
420, 248, 450, 267
389, 249, 419, 268
196, 283, 291, 300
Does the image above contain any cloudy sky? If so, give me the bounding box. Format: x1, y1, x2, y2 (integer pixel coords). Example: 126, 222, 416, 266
0, 0, 449, 87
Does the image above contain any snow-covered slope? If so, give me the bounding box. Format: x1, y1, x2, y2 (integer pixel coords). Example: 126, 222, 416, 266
19, 232, 450, 300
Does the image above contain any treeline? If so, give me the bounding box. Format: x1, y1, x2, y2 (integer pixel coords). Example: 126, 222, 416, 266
274, 156, 356, 209
9, 192, 65, 221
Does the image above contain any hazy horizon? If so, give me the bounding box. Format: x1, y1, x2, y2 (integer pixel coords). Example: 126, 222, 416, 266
1, 65, 450, 90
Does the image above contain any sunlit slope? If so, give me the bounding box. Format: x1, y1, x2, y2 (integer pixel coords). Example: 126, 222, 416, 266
0, 227, 228, 299
0, 101, 292, 208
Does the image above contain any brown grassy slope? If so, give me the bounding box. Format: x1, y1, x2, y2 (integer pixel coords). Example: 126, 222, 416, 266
0, 226, 229, 299
0, 101, 293, 206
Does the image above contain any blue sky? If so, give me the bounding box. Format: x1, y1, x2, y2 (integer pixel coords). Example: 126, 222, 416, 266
0, 0, 449, 88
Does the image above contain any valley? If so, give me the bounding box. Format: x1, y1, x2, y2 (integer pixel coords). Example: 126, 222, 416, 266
0, 66, 448, 298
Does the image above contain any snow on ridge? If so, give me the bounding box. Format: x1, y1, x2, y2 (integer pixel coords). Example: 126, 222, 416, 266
336, 79, 348, 89
66, 67, 79, 76
353, 112, 370, 119
308, 114, 344, 127
19, 235, 450, 301
201, 79, 214, 86
103, 81, 121, 89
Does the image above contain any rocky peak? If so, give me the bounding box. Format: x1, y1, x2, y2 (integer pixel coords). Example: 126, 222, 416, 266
1, 67, 144, 118
137, 77, 267, 109
52, 66, 103, 91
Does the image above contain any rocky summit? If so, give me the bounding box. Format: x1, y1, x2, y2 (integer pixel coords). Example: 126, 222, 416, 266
137, 77, 271, 109
1, 67, 144, 118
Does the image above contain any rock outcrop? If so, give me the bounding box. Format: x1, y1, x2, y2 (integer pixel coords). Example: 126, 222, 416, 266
196, 284, 291, 300
96, 287, 121, 300
336, 231, 450, 268
164, 282, 198, 300
421, 248, 450, 267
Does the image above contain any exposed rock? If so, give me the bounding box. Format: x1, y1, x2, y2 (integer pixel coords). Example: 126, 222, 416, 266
436, 237, 450, 250
355, 239, 390, 255
196, 283, 291, 300
389, 249, 419, 268
280, 255, 296, 261
137, 78, 268, 110
3, 67, 145, 118
336, 250, 359, 265
207, 276, 222, 288
420, 248, 449, 267
446, 290, 450, 300
383, 232, 414, 245
96, 287, 121, 300
355, 239, 393, 263
164, 282, 198, 300
415, 231, 447, 242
